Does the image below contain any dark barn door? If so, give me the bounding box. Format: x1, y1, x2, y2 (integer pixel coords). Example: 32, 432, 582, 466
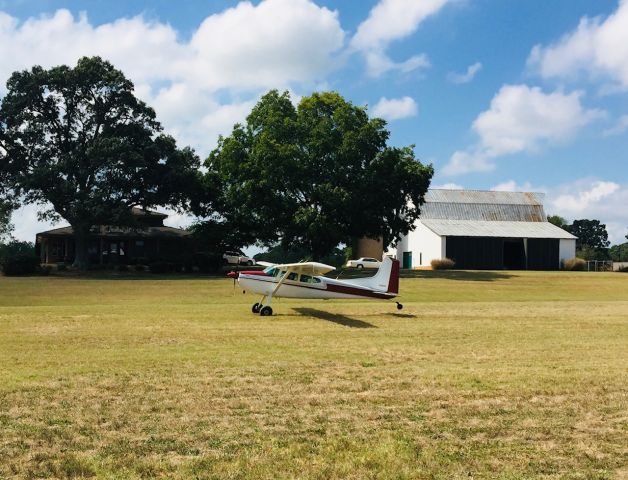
446, 236, 504, 270
527, 238, 559, 270
503, 239, 526, 270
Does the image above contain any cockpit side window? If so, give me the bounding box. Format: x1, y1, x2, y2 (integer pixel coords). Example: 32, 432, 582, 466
300, 274, 321, 284
287, 272, 298, 281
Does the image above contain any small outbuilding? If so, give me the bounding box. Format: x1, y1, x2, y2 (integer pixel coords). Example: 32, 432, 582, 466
388, 189, 576, 270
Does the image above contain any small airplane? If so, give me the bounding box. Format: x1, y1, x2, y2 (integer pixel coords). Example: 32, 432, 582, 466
227, 255, 402, 316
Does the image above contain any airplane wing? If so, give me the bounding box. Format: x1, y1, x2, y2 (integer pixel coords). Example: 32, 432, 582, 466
255, 261, 276, 268
271, 261, 336, 276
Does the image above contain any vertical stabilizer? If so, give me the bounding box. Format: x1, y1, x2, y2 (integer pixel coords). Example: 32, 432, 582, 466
348, 256, 400, 294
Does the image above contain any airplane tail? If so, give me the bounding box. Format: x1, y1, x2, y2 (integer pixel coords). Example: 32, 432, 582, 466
348, 256, 400, 294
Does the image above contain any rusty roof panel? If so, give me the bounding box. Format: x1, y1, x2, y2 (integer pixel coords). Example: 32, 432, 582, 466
421, 189, 548, 222
426, 189, 545, 205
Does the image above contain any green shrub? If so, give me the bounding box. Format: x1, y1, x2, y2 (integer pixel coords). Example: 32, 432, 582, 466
431, 258, 455, 270
134, 264, 145, 272
563, 257, 586, 271
1, 253, 40, 275
617, 266, 628, 273
117, 264, 129, 272
57, 263, 67, 271
0, 240, 34, 263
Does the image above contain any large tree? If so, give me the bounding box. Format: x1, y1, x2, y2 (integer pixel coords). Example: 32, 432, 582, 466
0, 201, 11, 242
568, 219, 610, 250
205, 90, 433, 259
0, 57, 201, 269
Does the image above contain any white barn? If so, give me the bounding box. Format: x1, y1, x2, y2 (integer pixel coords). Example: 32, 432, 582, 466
388, 189, 576, 270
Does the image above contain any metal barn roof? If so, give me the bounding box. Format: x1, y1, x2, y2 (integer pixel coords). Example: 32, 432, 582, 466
421, 189, 547, 222
425, 189, 545, 205
420, 219, 576, 239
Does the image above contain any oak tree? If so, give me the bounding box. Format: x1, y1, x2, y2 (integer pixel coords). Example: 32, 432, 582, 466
0, 57, 201, 269
205, 90, 433, 259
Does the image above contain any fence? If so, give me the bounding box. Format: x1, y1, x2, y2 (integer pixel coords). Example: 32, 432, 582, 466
585, 260, 613, 272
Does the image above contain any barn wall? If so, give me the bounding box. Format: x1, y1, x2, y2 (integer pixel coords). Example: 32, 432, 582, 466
559, 239, 576, 266
407, 221, 444, 267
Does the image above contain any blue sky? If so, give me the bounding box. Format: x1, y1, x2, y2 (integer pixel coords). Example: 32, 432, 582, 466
2, 0, 627, 244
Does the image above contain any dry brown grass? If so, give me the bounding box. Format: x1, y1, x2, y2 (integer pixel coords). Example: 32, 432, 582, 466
0, 271, 627, 479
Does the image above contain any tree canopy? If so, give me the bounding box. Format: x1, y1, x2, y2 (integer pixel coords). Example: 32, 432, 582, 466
205, 90, 433, 259
547, 214, 568, 230
0, 57, 201, 268
568, 219, 610, 250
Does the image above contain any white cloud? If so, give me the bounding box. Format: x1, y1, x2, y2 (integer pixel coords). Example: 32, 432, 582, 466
603, 114, 628, 136
351, 0, 449, 76
443, 84, 605, 175
0, 2, 345, 155
447, 61, 482, 84
547, 179, 627, 244
0, 1, 346, 240
432, 182, 464, 190
491, 180, 533, 192
551, 180, 620, 216
527, 0, 628, 90
371, 96, 418, 120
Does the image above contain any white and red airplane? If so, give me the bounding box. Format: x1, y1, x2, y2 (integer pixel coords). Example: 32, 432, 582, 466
228, 256, 402, 316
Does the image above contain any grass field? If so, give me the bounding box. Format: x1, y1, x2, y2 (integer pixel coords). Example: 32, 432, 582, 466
0, 270, 627, 479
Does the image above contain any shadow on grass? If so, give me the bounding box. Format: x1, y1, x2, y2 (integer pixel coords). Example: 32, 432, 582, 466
385, 312, 417, 318
399, 270, 514, 281
293, 308, 376, 329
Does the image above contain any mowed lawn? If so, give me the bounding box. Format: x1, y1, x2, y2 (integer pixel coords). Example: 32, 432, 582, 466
0, 271, 627, 479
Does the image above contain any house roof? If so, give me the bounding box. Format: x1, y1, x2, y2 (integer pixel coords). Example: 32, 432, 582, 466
421, 219, 576, 239
37, 225, 191, 238
130, 207, 168, 218
421, 189, 547, 222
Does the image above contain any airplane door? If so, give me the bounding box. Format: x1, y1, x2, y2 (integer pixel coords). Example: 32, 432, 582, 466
402, 251, 412, 269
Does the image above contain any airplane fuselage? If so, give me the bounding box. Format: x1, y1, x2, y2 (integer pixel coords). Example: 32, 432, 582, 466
237, 271, 397, 300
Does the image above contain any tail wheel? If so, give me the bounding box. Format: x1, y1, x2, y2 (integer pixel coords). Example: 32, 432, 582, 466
396, 302, 403, 310
252, 303, 261, 314
260, 306, 273, 316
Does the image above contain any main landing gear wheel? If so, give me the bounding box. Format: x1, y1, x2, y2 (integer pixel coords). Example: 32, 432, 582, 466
260, 306, 273, 316
252, 303, 261, 314
396, 302, 403, 310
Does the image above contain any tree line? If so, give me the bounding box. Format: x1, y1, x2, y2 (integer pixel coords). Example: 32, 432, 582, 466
548, 216, 628, 261
0, 57, 433, 269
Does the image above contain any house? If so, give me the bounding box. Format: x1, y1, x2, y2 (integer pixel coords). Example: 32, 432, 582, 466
387, 189, 576, 270
35, 208, 192, 265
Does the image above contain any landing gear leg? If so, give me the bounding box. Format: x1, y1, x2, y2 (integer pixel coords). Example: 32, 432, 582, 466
252, 295, 266, 314
396, 302, 403, 310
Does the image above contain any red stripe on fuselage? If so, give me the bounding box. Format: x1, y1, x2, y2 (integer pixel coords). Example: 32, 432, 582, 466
324, 282, 396, 299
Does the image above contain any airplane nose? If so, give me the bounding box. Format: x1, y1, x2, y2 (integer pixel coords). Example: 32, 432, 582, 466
227, 271, 239, 279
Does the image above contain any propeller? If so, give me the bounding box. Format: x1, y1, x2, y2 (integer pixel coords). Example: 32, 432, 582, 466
227, 268, 239, 295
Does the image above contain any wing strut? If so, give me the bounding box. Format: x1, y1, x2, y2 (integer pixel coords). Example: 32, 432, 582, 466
272, 268, 293, 296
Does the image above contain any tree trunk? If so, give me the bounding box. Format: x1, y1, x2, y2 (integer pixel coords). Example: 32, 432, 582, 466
72, 225, 90, 270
